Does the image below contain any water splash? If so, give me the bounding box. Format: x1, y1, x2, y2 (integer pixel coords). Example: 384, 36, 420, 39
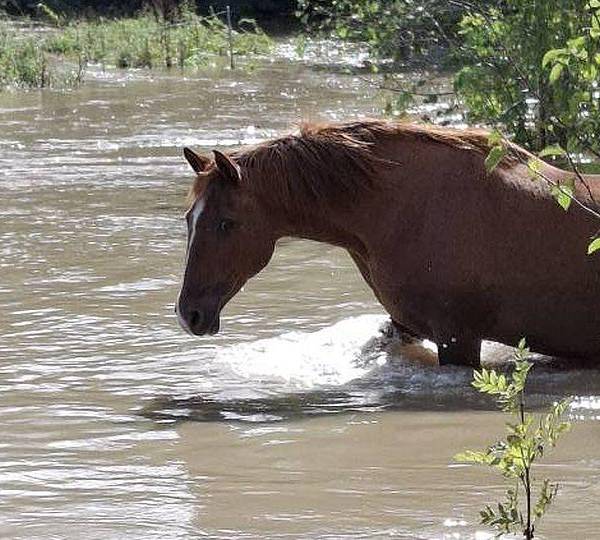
217, 314, 388, 390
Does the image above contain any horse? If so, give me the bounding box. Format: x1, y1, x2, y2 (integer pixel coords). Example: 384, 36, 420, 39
175, 119, 600, 367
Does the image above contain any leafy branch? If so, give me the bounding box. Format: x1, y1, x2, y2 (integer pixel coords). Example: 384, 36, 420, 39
455, 340, 572, 539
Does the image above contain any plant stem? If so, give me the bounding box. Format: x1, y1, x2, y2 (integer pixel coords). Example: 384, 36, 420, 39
524, 464, 532, 538
227, 5, 235, 70
520, 395, 533, 539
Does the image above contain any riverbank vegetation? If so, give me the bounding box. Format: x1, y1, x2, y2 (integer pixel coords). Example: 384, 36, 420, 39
0, 25, 51, 88
297, 0, 600, 159
0, 2, 271, 90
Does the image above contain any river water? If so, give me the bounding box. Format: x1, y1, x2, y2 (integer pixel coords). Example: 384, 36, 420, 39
1, 43, 600, 539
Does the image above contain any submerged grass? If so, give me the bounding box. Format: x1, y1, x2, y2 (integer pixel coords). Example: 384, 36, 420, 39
0, 4, 272, 90
0, 21, 51, 89
45, 9, 272, 70
0, 19, 85, 89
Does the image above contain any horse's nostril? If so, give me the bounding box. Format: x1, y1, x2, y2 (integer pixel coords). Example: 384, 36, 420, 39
190, 310, 201, 328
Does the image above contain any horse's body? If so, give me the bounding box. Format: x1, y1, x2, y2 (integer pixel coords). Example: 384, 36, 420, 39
176, 120, 600, 366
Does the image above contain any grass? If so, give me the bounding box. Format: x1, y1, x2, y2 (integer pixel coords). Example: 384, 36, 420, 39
45, 8, 272, 70
0, 23, 49, 88
0, 4, 272, 90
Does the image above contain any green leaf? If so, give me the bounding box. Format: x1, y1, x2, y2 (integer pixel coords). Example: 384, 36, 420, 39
487, 130, 504, 146
549, 62, 564, 84
527, 157, 543, 180
588, 237, 600, 255
336, 26, 348, 39
567, 36, 587, 51
534, 480, 559, 521
551, 178, 575, 211
485, 145, 507, 172
454, 450, 491, 463
539, 145, 566, 158
542, 48, 566, 67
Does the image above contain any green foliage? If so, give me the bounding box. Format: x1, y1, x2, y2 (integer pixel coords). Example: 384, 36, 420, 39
44, 6, 272, 70
0, 22, 53, 88
587, 237, 600, 254
299, 1, 600, 162
455, 1, 600, 155
484, 144, 508, 173
0, 5, 271, 90
455, 340, 572, 539
538, 145, 567, 159
296, 0, 471, 66
550, 177, 575, 212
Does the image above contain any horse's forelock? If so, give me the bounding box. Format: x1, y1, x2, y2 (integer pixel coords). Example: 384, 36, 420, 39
187, 172, 212, 207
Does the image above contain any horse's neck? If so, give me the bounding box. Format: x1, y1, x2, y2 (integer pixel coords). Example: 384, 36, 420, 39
269, 199, 374, 255
251, 161, 388, 255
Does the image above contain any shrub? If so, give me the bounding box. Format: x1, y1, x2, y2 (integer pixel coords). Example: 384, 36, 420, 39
455, 340, 572, 539
455, 0, 600, 154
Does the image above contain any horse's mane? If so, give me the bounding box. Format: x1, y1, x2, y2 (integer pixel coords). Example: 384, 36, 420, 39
193, 120, 526, 207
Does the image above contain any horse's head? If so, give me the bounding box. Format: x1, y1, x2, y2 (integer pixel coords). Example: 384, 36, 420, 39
176, 147, 276, 335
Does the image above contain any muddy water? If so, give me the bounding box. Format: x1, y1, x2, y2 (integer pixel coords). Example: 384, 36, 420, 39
1, 47, 600, 539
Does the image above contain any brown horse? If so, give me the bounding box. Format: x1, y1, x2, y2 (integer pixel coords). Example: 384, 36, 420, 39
176, 120, 600, 367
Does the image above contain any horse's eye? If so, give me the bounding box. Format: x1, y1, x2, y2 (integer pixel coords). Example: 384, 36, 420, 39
217, 218, 235, 233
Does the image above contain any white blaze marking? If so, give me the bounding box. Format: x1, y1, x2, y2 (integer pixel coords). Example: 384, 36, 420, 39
186, 197, 205, 256
176, 196, 206, 333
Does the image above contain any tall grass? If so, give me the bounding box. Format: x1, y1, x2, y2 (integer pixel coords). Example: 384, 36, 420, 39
45, 7, 272, 70
0, 22, 59, 89
0, 4, 271, 90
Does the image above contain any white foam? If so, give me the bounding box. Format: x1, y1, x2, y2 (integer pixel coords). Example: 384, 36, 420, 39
217, 314, 388, 389
212, 316, 554, 394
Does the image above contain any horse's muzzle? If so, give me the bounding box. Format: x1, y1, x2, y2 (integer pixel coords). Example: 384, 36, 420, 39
177, 281, 241, 336
176, 301, 221, 336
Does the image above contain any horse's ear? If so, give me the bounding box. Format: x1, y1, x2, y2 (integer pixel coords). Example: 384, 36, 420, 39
213, 149, 241, 184
183, 147, 211, 174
